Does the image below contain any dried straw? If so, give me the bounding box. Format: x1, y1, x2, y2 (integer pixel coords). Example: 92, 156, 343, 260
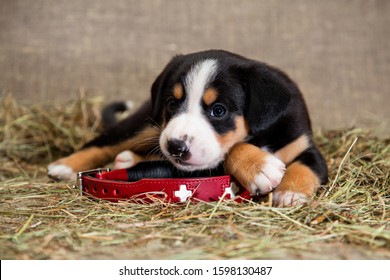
0, 94, 389, 259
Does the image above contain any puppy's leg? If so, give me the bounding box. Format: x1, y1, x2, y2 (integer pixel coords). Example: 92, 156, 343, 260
48, 145, 123, 181
272, 147, 327, 207
271, 162, 318, 207
48, 101, 161, 181
226, 135, 327, 207
226, 143, 286, 195
48, 126, 160, 181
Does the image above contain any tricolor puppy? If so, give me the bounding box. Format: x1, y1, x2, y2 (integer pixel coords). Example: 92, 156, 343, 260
48, 50, 328, 207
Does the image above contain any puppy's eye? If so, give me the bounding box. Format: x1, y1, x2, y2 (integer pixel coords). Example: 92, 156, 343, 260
210, 103, 227, 118
167, 98, 179, 113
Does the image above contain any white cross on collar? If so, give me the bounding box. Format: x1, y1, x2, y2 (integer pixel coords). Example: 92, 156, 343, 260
223, 182, 239, 199
174, 184, 193, 202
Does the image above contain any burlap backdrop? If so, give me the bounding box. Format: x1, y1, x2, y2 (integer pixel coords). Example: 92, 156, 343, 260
1, 0, 389, 135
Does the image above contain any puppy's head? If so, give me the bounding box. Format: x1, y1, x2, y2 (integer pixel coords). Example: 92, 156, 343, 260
151, 50, 291, 171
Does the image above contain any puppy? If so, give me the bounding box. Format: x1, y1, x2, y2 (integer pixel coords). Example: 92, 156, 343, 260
48, 50, 327, 206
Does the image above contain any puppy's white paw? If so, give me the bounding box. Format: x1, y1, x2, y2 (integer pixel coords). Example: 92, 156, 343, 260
113, 150, 136, 169
48, 163, 77, 181
249, 155, 285, 195
272, 191, 308, 207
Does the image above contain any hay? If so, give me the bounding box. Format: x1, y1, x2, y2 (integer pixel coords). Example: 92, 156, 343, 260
0, 94, 389, 259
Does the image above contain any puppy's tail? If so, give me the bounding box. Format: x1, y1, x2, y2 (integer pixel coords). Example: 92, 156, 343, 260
102, 101, 134, 129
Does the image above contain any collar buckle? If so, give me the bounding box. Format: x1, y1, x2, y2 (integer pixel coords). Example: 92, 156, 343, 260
77, 168, 111, 196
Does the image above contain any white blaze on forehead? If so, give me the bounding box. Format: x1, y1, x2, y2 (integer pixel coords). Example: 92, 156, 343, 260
185, 59, 218, 114
159, 59, 222, 171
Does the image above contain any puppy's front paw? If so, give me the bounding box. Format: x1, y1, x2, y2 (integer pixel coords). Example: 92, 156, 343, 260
271, 162, 321, 207
249, 155, 286, 195
226, 143, 285, 196
272, 191, 308, 207
113, 150, 136, 169
48, 161, 77, 181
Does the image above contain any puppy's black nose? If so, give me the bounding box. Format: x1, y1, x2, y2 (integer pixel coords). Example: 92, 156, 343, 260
167, 139, 189, 159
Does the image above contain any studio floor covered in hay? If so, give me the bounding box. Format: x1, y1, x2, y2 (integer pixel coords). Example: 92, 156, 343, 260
1, 95, 389, 259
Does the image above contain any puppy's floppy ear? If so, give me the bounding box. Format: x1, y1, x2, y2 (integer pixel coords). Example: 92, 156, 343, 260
151, 55, 184, 121
150, 70, 167, 121
243, 64, 292, 135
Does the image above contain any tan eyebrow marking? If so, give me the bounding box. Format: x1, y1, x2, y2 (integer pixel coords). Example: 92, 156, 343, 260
202, 87, 218, 105
173, 83, 184, 100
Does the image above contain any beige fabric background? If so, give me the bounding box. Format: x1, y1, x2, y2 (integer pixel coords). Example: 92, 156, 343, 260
1, 0, 389, 135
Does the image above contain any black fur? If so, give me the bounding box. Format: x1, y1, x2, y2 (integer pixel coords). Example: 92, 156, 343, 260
83, 100, 153, 149
243, 64, 292, 135
101, 101, 130, 129
83, 50, 327, 184
125, 161, 225, 182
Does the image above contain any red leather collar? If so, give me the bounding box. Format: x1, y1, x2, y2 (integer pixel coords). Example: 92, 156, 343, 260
77, 168, 251, 203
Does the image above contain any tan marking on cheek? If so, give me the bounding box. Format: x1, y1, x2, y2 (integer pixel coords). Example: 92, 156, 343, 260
217, 116, 249, 153
274, 135, 310, 165
225, 142, 269, 190
173, 83, 183, 100
275, 162, 320, 198
202, 87, 218, 105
